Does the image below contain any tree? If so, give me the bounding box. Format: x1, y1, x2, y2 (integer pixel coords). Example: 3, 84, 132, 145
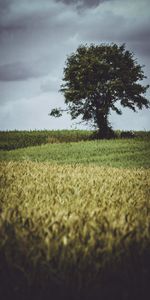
50, 43, 149, 138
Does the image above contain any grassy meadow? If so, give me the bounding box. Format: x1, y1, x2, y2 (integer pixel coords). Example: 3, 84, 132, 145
0, 130, 150, 300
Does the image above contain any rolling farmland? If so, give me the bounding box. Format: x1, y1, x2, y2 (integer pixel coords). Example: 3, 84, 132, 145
0, 131, 150, 300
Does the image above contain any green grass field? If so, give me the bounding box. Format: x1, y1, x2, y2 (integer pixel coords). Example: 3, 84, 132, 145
0, 131, 150, 300
0, 138, 150, 169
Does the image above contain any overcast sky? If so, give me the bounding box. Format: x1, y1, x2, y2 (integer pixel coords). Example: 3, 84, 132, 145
0, 0, 150, 131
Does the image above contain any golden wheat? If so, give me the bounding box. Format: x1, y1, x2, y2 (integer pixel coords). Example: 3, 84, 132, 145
0, 161, 150, 297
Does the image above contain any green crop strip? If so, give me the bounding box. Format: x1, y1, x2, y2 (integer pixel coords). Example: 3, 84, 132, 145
0, 130, 150, 150
0, 138, 150, 169
0, 130, 92, 150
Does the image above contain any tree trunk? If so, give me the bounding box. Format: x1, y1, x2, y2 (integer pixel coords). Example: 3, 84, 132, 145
96, 107, 113, 138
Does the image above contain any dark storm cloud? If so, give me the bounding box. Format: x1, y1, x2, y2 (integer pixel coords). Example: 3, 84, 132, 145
0, 0, 72, 47
0, 1, 53, 34
0, 0, 72, 80
56, 0, 110, 8
0, 61, 46, 81
0, 0, 10, 13
0, 0, 149, 130
124, 22, 150, 53
77, 3, 150, 59
129, 26, 150, 42
0, 0, 149, 77
123, 22, 150, 59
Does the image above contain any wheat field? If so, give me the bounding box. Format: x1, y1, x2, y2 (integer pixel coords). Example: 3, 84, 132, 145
0, 160, 150, 299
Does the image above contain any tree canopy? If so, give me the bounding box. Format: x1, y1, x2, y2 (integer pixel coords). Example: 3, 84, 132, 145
50, 43, 149, 138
